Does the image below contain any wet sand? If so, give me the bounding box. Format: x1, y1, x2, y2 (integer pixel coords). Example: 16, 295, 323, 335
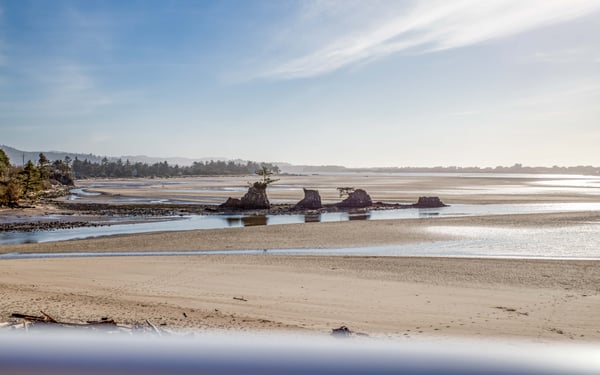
2, 174, 600, 341
71, 174, 600, 204
2, 210, 599, 254
1, 211, 599, 342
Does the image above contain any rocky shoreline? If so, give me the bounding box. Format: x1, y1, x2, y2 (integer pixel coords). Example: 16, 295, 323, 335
1, 194, 447, 233
0, 220, 110, 233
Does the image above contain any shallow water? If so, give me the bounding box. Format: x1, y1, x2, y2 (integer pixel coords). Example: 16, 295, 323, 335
2, 222, 599, 260
2, 202, 600, 245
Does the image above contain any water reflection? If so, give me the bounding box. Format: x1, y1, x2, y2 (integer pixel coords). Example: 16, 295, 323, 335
4, 222, 599, 259
242, 216, 268, 226
226, 216, 269, 227
225, 217, 241, 226
4, 202, 600, 245
348, 210, 370, 221
304, 213, 321, 223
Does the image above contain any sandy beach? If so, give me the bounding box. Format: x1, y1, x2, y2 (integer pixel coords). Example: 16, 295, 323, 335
1, 211, 599, 342
70, 174, 600, 204
2, 174, 600, 341
1, 255, 598, 341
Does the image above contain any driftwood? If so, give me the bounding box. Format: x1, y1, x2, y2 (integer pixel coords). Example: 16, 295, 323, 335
233, 296, 248, 302
10, 312, 118, 330
146, 319, 162, 336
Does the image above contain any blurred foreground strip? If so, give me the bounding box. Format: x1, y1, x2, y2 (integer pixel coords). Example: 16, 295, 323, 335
0, 330, 599, 375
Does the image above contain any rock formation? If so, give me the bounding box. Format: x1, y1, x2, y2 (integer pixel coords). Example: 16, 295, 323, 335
240, 186, 270, 209
412, 196, 446, 208
219, 197, 241, 209
219, 185, 271, 210
294, 188, 322, 210
336, 189, 372, 208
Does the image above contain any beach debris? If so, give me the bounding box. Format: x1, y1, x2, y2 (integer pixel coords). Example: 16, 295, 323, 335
336, 189, 372, 208
183, 312, 188, 318
494, 306, 529, 316
146, 319, 163, 336
294, 188, 323, 210
412, 196, 446, 208
233, 296, 248, 302
331, 325, 353, 338
9, 311, 119, 330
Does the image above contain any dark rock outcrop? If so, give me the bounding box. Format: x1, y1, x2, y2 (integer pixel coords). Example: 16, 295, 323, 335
294, 188, 322, 210
336, 189, 372, 208
219, 197, 242, 209
412, 196, 446, 208
240, 186, 270, 209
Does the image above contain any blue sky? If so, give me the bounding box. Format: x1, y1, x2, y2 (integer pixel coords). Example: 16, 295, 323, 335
1, 0, 599, 167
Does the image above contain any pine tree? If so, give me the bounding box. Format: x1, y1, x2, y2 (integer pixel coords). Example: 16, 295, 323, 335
20, 160, 42, 200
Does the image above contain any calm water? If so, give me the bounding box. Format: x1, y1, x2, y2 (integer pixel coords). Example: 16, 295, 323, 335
2, 202, 600, 246
2, 222, 599, 260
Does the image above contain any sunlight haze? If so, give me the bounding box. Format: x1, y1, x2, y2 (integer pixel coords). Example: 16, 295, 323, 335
1, 0, 599, 167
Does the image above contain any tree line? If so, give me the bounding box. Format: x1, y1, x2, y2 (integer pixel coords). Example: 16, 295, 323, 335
72, 158, 280, 179
0, 149, 73, 207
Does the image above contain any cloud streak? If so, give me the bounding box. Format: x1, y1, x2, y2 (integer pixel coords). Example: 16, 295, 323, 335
259, 0, 600, 80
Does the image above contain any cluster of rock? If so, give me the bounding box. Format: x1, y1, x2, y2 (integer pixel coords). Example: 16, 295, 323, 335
54, 202, 208, 216
220, 185, 446, 211
0, 221, 106, 233
294, 188, 374, 210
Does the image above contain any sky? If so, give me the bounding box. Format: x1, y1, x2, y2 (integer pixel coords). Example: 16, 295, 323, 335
1, 0, 599, 168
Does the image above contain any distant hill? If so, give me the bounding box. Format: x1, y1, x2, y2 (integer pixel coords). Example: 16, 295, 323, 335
118, 155, 229, 166
2, 145, 598, 175
0, 145, 228, 167
0, 145, 106, 166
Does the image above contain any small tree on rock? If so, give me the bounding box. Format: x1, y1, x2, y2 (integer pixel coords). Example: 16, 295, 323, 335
337, 187, 355, 198
250, 165, 279, 189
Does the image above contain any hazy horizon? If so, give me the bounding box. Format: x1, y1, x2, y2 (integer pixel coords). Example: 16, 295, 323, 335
4, 144, 600, 171
1, 1, 599, 167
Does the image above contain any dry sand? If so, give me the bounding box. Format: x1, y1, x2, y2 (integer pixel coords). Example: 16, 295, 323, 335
1, 255, 598, 341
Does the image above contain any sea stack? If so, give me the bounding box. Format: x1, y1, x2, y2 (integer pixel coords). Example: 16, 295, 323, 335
336, 189, 372, 208
294, 188, 323, 210
412, 196, 446, 208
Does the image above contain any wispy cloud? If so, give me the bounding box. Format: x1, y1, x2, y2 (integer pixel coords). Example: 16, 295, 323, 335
259, 0, 600, 80
526, 48, 599, 64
